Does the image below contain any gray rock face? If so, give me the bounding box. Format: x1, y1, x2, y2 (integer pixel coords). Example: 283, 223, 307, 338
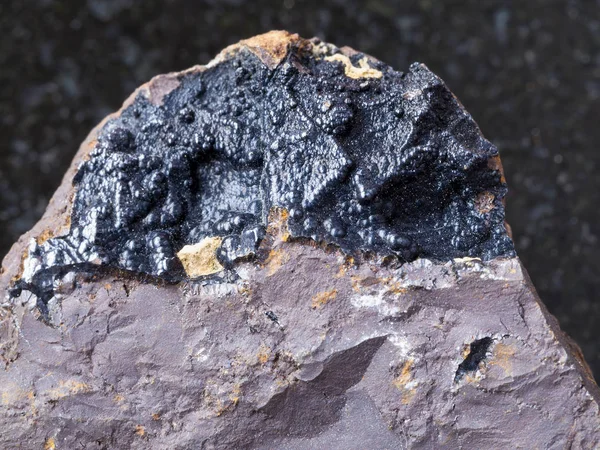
1, 32, 599, 449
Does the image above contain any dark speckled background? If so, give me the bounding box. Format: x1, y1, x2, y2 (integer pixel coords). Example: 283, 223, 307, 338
1, 0, 599, 378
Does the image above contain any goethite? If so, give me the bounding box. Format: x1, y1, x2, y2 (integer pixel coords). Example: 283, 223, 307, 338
1, 32, 598, 449
11, 31, 513, 312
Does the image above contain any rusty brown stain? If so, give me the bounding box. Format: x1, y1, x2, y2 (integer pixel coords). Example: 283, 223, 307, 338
265, 207, 290, 243
10, 248, 29, 284
239, 30, 299, 68
393, 359, 417, 405
461, 344, 471, 360
464, 374, 479, 384
490, 343, 516, 375
335, 256, 355, 278
382, 277, 410, 295
60, 193, 74, 234
237, 285, 252, 296
488, 155, 507, 184
393, 359, 413, 388
35, 229, 55, 246
1, 384, 36, 409
27, 390, 38, 417
47, 380, 91, 400
474, 191, 496, 215
311, 289, 338, 309
44, 437, 56, 450
216, 31, 299, 70
264, 248, 290, 276
135, 425, 146, 437
257, 345, 271, 365
229, 384, 242, 407
211, 384, 243, 417
350, 276, 363, 292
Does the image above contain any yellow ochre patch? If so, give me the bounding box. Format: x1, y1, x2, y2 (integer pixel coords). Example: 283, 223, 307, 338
324, 54, 383, 79
489, 343, 516, 376
393, 359, 418, 405
265, 248, 290, 276
474, 191, 496, 215
177, 237, 224, 278
47, 380, 91, 401
311, 289, 338, 309
266, 207, 290, 242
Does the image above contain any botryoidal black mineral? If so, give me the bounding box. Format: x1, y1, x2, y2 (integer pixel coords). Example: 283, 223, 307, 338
11, 39, 515, 308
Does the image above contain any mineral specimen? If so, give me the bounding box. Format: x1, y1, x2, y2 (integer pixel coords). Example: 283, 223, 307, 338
1, 31, 598, 449
10, 30, 514, 312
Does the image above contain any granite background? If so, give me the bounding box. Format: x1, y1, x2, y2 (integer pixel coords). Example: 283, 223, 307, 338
1, 0, 599, 378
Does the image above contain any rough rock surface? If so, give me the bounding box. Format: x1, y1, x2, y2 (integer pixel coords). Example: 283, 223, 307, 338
1, 31, 599, 449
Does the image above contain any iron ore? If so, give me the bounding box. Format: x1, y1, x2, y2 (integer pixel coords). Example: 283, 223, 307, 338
1, 31, 598, 449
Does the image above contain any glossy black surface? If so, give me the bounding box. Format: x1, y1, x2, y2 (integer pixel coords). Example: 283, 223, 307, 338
12, 44, 513, 304
454, 336, 494, 382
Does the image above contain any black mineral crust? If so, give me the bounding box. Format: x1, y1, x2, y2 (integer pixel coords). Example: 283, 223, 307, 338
454, 336, 494, 382
12, 37, 514, 305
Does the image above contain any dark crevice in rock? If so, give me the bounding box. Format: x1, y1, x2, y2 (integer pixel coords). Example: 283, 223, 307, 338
454, 336, 494, 383
265, 310, 281, 326
10, 37, 514, 308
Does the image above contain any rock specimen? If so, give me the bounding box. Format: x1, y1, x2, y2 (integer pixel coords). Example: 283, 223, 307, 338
1, 31, 598, 449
